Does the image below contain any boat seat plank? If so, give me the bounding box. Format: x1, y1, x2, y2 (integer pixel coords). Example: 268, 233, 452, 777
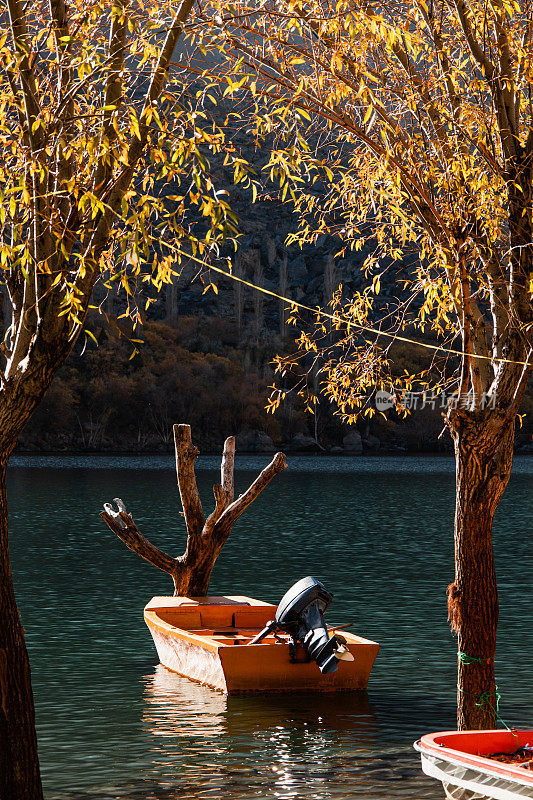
144, 595, 251, 611
233, 608, 276, 628
155, 610, 202, 628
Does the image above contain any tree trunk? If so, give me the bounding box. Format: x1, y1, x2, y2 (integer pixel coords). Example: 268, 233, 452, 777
279, 252, 288, 338
233, 253, 244, 344
165, 279, 179, 326
447, 411, 515, 730
173, 551, 225, 597
0, 457, 43, 800
0, 347, 94, 800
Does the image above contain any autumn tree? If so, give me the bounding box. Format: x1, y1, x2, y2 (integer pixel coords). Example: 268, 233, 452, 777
198, 0, 533, 728
0, 0, 244, 797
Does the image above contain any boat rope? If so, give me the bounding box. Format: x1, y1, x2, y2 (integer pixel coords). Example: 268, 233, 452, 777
457, 685, 518, 737
457, 652, 493, 665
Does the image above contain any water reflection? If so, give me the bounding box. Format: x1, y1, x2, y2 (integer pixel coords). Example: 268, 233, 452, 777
9, 459, 531, 799
138, 666, 435, 800
143, 664, 379, 736
143, 665, 227, 738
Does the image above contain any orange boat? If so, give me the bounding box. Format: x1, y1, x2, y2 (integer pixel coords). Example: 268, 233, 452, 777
415, 729, 533, 800
144, 593, 379, 694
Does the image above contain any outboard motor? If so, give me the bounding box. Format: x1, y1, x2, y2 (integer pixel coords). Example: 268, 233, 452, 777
248, 577, 351, 674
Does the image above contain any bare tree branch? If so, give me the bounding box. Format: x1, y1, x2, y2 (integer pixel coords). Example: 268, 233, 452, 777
220, 435, 235, 503
202, 484, 230, 538
215, 452, 287, 535
101, 429, 287, 596
100, 498, 179, 576
174, 423, 205, 537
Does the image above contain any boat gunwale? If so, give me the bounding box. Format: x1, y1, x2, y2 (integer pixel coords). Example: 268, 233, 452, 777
144, 609, 223, 652
417, 731, 533, 787
144, 608, 379, 651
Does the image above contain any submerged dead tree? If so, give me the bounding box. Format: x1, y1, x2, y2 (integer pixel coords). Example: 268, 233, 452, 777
101, 424, 287, 595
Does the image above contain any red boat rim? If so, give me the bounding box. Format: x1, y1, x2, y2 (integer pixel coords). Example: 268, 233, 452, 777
415, 730, 533, 786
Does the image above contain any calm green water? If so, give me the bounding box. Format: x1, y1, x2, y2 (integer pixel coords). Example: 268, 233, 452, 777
8, 454, 533, 800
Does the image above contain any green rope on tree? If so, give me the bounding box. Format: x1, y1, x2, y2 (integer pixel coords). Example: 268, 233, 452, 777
457, 652, 518, 738
475, 686, 514, 734
457, 651, 494, 665
457, 685, 518, 737
475, 688, 501, 710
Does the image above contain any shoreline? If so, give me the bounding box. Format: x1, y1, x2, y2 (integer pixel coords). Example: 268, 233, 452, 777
10, 447, 533, 458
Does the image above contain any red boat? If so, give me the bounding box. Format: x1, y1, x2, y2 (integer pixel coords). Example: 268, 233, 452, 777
415, 730, 533, 800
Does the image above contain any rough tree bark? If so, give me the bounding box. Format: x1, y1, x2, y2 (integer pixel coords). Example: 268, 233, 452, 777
0, 350, 78, 800
446, 410, 515, 729
0, 459, 42, 800
101, 424, 287, 595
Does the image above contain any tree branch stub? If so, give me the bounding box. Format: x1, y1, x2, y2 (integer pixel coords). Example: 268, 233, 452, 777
100, 498, 178, 577
215, 452, 287, 537
221, 435, 235, 503
173, 423, 205, 538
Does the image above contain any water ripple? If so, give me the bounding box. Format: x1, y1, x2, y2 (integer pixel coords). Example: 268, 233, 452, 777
8, 459, 532, 799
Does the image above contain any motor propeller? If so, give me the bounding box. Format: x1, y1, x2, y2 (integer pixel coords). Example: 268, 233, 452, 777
334, 636, 355, 662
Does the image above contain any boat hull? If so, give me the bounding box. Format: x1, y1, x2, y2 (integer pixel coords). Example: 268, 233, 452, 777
415, 730, 533, 800
144, 595, 379, 694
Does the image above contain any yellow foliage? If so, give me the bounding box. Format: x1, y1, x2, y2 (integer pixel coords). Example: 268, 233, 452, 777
194, 0, 533, 420
0, 0, 247, 358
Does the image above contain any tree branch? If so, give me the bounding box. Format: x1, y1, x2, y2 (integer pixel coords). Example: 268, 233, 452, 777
93, 0, 129, 192
508, 345, 533, 416
484, 252, 510, 364
389, 34, 454, 163
48, 0, 74, 218
99, 429, 288, 597
418, 3, 463, 135
74, 0, 196, 296
109, 0, 196, 192
214, 452, 287, 535
202, 483, 230, 538
219, 29, 454, 248
452, 0, 496, 81
174, 423, 205, 537
6, 0, 44, 154
488, 0, 518, 134
457, 249, 486, 403
101, 498, 179, 576
48, 0, 70, 84
452, 0, 517, 158
220, 435, 235, 503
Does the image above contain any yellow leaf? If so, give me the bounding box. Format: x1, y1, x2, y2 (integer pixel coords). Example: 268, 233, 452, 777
363, 104, 373, 125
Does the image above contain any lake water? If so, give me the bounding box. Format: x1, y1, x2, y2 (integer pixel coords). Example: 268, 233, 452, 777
8, 454, 533, 800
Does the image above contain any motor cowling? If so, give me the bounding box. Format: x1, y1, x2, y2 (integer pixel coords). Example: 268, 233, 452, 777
248, 576, 350, 674
275, 576, 339, 673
